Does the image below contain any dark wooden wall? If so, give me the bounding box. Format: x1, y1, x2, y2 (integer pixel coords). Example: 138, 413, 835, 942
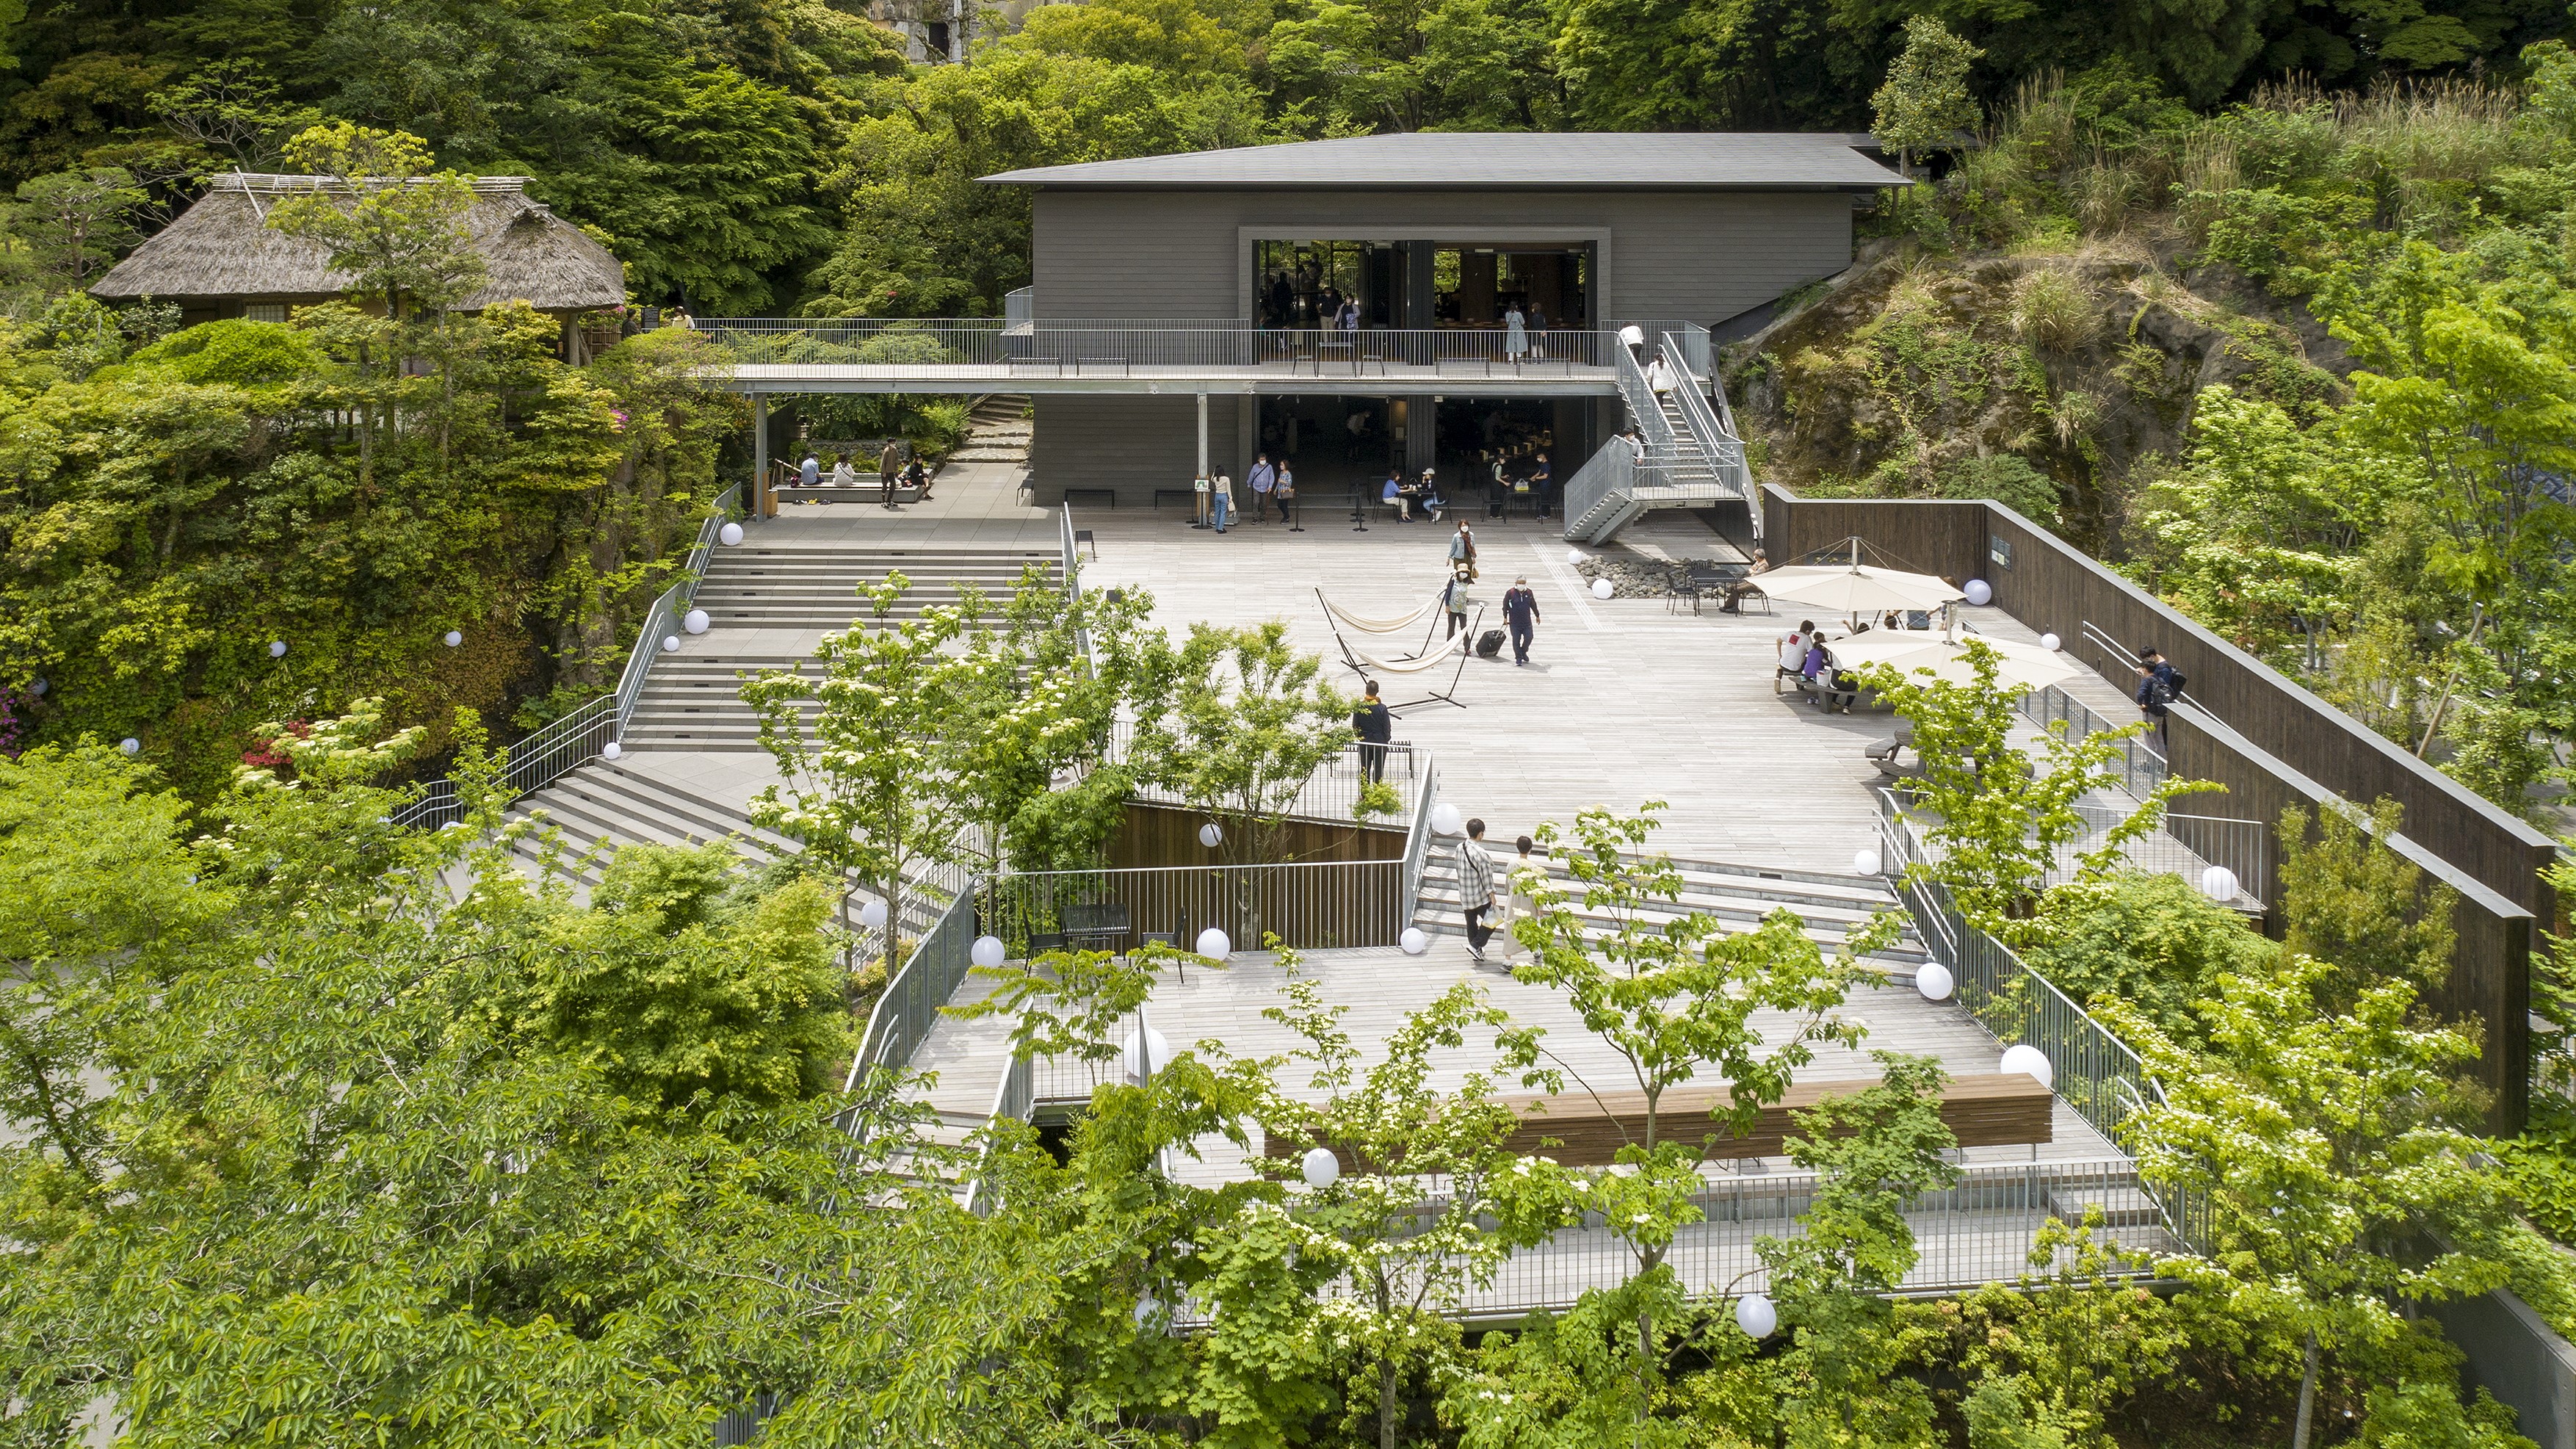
1763, 486, 2553, 1130
1112, 801, 1409, 870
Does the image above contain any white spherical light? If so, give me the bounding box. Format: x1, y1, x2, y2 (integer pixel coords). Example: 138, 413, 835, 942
2000, 1044, 2055, 1089
1122, 1025, 1171, 1081
1300, 1146, 1341, 1189
858, 899, 889, 930
1963, 579, 1994, 606
1195, 927, 1231, 958
1198, 821, 1223, 848
1915, 962, 1954, 1002
27, 677, 46, 695
682, 607, 710, 635
444, 629, 463, 648
267, 640, 288, 659
971, 934, 1007, 968
660, 635, 681, 653
1566, 547, 1586, 566
118, 737, 141, 756
718, 521, 745, 546
2038, 632, 2062, 652
601, 740, 623, 761
1400, 927, 1429, 955
1853, 848, 1882, 876
1734, 1292, 1778, 1339
1590, 577, 1615, 599
2199, 865, 2240, 902
1429, 803, 1464, 835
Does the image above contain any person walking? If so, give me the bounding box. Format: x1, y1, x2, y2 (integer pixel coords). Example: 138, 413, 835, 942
1528, 452, 1552, 520
1504, 302, 1528, 362
2134, 659, 2175, 749
1210, 469, 1235, 533
1458, 817, 1499, 964
1448, 520, 1477, 580
1352, 680, 1393, 782
1273, 459, 1295, 521
1502, 575, 1541, 665
878, 441, 900, 505
1247, 453, 1276, 523
1442, 569, 1472, 639
1501, 834, 1541, 963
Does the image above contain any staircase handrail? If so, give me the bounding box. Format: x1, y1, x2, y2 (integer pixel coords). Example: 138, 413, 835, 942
1613, 340, 1679, 466
1061, 502, 1097, 677
1558, 437, 1636, 543
1658, 331, 1762, 538
388, 486, 741, 829
1400, 754, 1443, 922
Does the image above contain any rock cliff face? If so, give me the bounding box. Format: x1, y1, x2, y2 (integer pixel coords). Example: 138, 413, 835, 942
1723, 234, 2349, 554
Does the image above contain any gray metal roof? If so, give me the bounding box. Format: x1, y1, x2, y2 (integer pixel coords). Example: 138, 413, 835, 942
980, 133, 1906, 191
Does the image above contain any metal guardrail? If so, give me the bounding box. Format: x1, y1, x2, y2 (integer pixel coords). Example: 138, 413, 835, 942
1659, 330, 1754, 503
1560, 433, 1639, 543
391, 486, 740, 829
985, 861, 1406, 955
1105, 723, 1421, 825
1873, 792, 2214, 1256
842, 889, 980, 1128
1401, 754, 1441, 926
2016, 682, 2170, 799
706, 318, 1634, 374
961, 1049, 1034, 1217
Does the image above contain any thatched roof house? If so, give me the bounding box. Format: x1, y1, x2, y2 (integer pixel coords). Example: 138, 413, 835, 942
92, 173, 626, 355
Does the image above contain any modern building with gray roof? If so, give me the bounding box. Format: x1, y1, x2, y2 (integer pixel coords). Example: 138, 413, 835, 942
981, 132, 1909, 192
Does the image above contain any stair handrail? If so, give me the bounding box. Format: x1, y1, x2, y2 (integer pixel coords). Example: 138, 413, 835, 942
1612, 340, 1679, 469
388, 486, 741, 829
1657, 331, 1762, 539
1060, 502, 1097, 677
1557, 437, 1636, 543
1400, 754, 1442, 925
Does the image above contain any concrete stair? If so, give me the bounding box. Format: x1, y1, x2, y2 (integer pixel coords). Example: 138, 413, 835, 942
947, 394, 1031, 463
695, 543, 1059, 631
623, 653, 815, 751
1411, 843, 1927, 966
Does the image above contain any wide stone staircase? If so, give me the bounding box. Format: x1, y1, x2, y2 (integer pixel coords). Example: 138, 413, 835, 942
1411, 843, 1928, 969
689, 541, 1059, 632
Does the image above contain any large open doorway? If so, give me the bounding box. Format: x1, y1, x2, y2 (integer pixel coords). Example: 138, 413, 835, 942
1254, 240, 1594, 330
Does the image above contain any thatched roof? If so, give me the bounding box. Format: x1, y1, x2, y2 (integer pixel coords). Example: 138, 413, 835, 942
91, 173, 625, 310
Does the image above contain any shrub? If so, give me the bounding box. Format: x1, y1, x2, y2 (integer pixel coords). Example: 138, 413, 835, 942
2025, 870, 2274, 1043
2010, 267, 2097, 352
1936, 452, 2061, 524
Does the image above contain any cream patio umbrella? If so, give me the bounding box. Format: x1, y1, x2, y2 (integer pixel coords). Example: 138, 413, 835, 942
1822, 630, 2083, 693
1754, 563, 1967, 615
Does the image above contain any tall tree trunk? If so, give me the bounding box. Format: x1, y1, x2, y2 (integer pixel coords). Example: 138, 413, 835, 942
2290, 1328, 2319, 1449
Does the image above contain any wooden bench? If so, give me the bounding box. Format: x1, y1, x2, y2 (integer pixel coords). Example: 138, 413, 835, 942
1062, 487, 1116, 510
1267, 1072, 2052, 1172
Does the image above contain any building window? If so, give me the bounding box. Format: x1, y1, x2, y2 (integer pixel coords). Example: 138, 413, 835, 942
244, 303, 288, 324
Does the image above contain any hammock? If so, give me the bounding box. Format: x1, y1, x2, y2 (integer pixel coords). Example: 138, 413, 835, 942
1320, 590, 1442, 635
1336, 610, 1479, 712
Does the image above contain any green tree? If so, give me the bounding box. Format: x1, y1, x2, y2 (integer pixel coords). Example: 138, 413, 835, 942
5, 166, 145, 290
1872, 16, 1983, 175
2274, 798, 2456, 1011
2098, 954, 2514, 1449
2025, 870, 2276, 1044
267, 123, 487, 321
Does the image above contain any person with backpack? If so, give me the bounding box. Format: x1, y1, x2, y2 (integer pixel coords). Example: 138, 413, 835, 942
1351, 680, 1393, 782
1442, 568, 1472, 639
2134, 660, 2176, 749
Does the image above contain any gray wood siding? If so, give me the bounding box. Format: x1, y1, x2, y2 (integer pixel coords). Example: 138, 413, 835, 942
1029, 189, 1855, 325
1032, 393, 1245, 505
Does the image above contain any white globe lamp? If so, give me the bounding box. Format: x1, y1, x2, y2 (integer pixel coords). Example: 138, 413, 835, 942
1301, 1146, 1342, 1190
268, 640, 288, 659
660, 635, 681, 653
2038, 632, 2061, 652
1122, 1025, 1171, 1081
1565, 547, 1586, 566
1915, 962, 1954, 1002
1963, 579, 1994, 606
1853, 847, 1882, 876
718, 521, 745, 546
1429, 803, 1464, 835
1734, 1292, 1778, 1339
444, 629, 463, 648
2000, 1044, 2055, 1089
1590, 577, 1615, 599
28, 677, 45, 695
601, 740, 623, 761
1198, 821, 1223, 848
858, 899, 889, 931
2199, 865, 2240, 903
971, 934, 1007, 969
1400, 927, 1429, 955
119, 737, 141, 756
1195, 926, 1231, 958
682, 608, 710, 635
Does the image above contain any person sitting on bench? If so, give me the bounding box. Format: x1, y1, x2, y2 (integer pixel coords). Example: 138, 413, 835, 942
1803, 635, 1856, 713
1777, 621, 1814, 694
1719, 549, 1770, 613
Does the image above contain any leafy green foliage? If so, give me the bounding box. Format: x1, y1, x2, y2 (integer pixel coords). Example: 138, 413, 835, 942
2026, 870, 2276, 1044
1873, 16, 1983, 171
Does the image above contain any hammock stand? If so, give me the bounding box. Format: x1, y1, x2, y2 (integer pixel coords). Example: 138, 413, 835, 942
1334, 607, 1481, 712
